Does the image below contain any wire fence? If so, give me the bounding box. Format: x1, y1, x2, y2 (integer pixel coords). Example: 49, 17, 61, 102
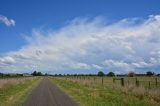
57, 76, 160, 89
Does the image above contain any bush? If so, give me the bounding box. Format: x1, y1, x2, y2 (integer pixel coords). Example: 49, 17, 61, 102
128, 71, 135, 77
146, 71, 154, 76
97, 71, 105, 76
32, 71, 43, 76
107, 72, 115, 76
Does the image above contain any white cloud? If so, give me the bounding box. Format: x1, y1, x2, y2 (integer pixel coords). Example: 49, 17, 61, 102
0, 15, 160, 74
92, 64, 103, 70
131, 61, 151, 68
0, 56, 16, 65
102, 59, 132, 72
0, 15, 15, 27
69, 62, 91, 70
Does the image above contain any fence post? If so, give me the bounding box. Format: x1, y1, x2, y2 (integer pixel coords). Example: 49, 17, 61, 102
121, 78, 124, 87
155, 78, 158, 87
149, 81, 151, 89
102, 77, 104, 85
136, 78, 140, 87
136, 80, 140, 87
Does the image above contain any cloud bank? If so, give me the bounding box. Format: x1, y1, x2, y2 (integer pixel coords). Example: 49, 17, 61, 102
0, 15, 15, 27
0, 15, 160, 74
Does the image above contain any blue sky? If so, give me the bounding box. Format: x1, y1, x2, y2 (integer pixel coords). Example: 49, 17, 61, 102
0, 0, 160, 74
0, 0, 160, 53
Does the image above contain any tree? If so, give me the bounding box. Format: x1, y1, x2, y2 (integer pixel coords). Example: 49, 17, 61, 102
146, 71, 154, 76
32, 71, 37, 76
97, 71, 105, 76
37, 72, 42, 76
157, 74, 160, 76
32, 71, 42, 76
58, 74, 62, 76
128, 71, 135, 77
0, 73, 4, 77
107, 72, 115, 76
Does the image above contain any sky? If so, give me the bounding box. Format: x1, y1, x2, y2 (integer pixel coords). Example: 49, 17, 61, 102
0, 0, 160, 74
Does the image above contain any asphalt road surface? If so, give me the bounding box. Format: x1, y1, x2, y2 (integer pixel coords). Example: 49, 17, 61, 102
23, 78, 78, 106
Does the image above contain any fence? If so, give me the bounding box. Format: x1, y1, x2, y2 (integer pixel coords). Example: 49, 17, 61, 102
112, 77, 160, 89
60, 76, 160, 89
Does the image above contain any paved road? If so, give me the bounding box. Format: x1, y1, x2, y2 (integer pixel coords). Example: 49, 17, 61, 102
23, 78, 78, 106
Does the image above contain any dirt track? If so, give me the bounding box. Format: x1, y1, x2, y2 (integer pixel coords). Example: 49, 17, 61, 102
23, 78, 78, 106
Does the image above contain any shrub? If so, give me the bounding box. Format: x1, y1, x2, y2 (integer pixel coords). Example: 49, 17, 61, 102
107, 72, 115, 76
97, 71, 105, 76
32, 71, 42, 76
128, 71, 135, 77
146, 71, 154, 76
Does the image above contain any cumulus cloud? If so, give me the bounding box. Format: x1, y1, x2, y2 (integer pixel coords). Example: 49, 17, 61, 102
0, 15, 15, 27
102, 59, 131, 70
0, 56, 16, 65
0, 15, 160, 74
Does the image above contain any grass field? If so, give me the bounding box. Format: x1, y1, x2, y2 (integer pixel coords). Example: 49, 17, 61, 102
50, 76, 160, 106
0, 77, 41, 106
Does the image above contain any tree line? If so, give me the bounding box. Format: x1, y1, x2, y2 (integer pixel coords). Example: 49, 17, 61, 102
53, 71, 160, 77
0, 70, 159, 78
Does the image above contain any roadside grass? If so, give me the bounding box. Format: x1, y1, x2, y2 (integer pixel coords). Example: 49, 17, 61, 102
50, 77, 160, 106
0, 77, 41, 106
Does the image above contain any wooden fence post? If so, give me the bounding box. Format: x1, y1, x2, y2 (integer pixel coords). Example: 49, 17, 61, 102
121, 78, 124, 87
155, 78, 158, 87
102, 77, 104, 85
149, 81, 151, 89
136, 80, 140, 87
136, 78, 140, 87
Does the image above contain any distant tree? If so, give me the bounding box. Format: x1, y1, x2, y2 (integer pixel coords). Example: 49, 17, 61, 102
97, 71, 105, 76
128, 71, 135, 77
88, 74, 94, 76
81, 74, 84, 76
157, 74, 160, 76
136, 74, 146, 76
73, 74, 77, 76
107, 72, 115, 76
32, 71, 37, 76
37, 72, 42, 76
146, 71, 154, 76
32, 71, 42, 76
0, 73, 4, 77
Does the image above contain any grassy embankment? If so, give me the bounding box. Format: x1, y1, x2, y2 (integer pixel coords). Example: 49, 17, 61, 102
50, 77, 160, 106
0, 77, 41, 106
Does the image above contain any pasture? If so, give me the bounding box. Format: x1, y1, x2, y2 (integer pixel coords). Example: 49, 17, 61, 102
50, 76, 160, 106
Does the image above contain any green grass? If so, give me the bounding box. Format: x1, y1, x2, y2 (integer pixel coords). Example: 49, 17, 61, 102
50, 77, 160, 106
0, 77, 41, 106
